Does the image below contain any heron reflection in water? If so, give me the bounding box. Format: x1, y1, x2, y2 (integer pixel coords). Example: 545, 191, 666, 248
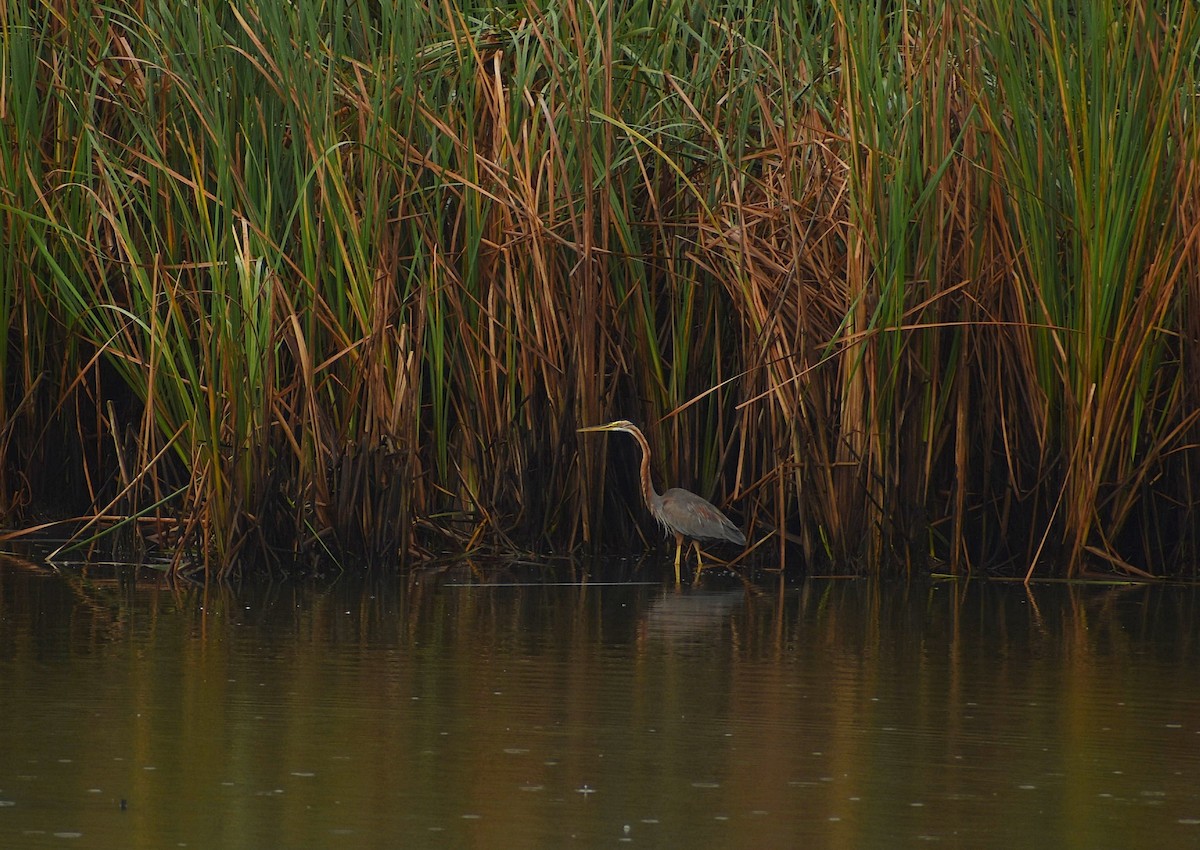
578, 420, 746, 583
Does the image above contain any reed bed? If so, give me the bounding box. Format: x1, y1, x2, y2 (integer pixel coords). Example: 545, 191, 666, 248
0, 0, 1197, 578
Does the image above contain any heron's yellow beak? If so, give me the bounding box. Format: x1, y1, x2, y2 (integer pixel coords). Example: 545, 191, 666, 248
577, 420, 625, 433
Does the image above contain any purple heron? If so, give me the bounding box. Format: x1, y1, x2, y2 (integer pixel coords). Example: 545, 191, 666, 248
578, 420, 746, 583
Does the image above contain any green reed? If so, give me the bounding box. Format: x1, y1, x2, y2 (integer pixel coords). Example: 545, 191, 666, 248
0, 0, 1196, 578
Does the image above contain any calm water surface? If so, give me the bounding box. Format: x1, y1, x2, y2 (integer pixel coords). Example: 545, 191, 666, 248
1, 556, 1199, 849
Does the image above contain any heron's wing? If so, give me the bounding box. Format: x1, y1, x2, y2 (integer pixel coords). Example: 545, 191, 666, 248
659, 488, 746, 545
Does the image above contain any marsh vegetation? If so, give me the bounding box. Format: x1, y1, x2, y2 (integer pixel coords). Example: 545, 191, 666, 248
1, 1, 1198, 577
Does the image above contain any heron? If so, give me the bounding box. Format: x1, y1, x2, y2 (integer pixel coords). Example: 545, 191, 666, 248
578, 420, 746, 583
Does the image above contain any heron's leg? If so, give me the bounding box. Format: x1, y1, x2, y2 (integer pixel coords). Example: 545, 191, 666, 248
673, 532, 684, 585
691, 541, 705, 581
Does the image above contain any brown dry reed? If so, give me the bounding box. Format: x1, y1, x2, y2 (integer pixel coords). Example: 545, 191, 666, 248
0, 0, 1197, 578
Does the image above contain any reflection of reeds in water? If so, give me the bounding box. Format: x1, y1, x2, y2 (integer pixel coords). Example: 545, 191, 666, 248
4, 562, 1199, 847
0, 2, 1197, 577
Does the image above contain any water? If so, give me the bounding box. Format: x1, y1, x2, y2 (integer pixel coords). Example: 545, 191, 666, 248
1, 557, 1199, 849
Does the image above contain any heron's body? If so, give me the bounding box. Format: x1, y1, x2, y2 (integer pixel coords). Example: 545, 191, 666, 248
578, 420, 746, 583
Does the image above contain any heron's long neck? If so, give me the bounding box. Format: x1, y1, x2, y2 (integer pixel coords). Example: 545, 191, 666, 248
628, 427, 661, 507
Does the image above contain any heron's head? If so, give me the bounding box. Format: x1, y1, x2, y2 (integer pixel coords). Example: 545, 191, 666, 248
577, 419, 638, 435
